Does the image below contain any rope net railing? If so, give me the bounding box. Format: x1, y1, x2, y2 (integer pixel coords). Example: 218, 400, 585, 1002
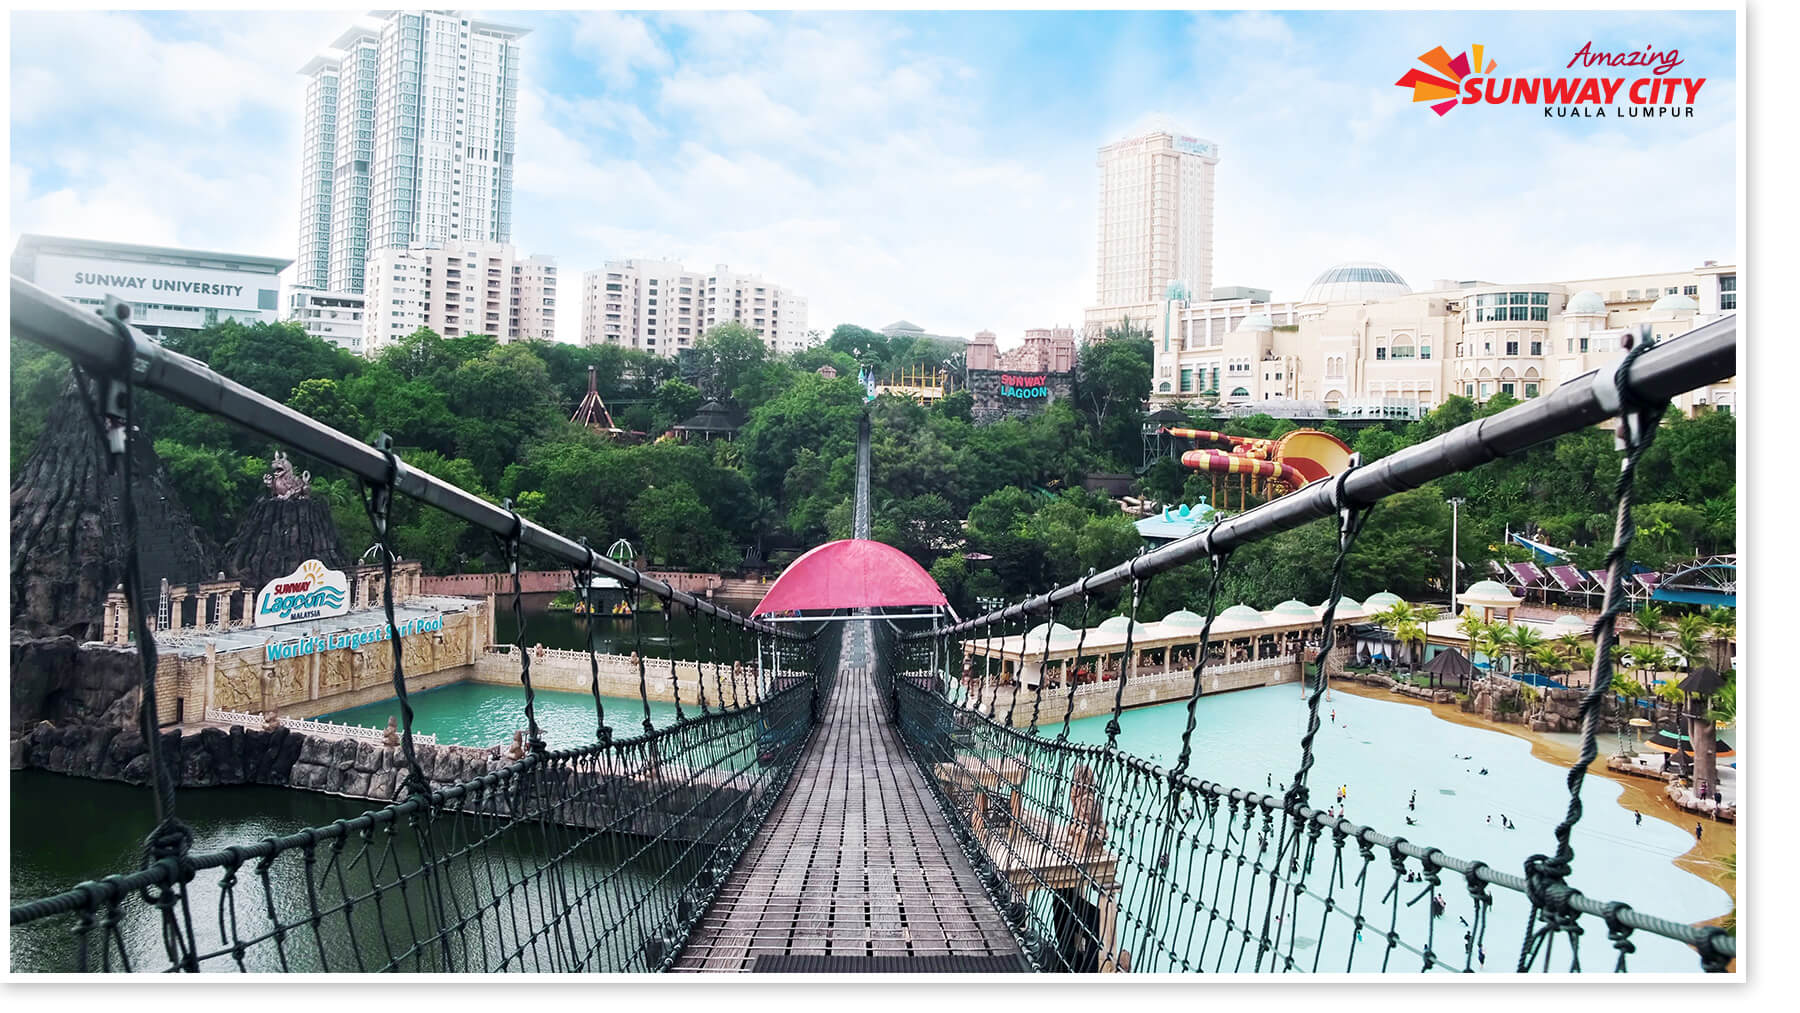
9, 281, 829, 972
877, 323, 1736, 974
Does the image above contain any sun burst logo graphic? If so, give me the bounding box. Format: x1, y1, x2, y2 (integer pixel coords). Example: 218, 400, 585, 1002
1396, 45, 1497, 116
301, 560, 326, 586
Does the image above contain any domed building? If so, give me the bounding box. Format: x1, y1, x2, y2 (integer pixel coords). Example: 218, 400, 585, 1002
1135, 249, 1735, 420
1301, 262, 1413, 305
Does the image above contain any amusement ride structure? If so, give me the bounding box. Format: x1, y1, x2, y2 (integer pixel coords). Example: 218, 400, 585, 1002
1161, 426, 1355, 510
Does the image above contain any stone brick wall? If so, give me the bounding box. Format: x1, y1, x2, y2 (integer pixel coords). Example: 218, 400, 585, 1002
472, 648, 756, 707
966, 368, 1076, 425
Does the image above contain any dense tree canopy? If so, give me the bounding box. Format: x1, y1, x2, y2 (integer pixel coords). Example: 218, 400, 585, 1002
10, 313, 1734, 611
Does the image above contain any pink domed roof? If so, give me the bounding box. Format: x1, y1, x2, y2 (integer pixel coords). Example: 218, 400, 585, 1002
751, 539, 948, 615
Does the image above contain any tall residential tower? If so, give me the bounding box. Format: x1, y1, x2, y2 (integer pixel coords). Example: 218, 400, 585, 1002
1084, 130, 1220, 344
297, 11, 526, 296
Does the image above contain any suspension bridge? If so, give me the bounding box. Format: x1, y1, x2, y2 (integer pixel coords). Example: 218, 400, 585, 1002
8, 277, 1738, 973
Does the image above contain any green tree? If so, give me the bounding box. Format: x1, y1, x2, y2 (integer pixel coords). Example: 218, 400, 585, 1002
686, 322, 768, 401
628, 480, 732, 569
653, 378, 704, 434
288, 378, 369, 442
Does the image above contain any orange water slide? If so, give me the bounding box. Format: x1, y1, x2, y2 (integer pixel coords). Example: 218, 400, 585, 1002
1179, 449, 1307, 487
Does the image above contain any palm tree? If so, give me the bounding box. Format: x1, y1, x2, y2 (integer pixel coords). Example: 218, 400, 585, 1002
1705, 607, 1735, 671
1472, 625, 1508, 676
1634, 603, 1668, 644
1508, 625, 1547, 677
1530, 645, 1566, 678
1395, 618, 1428, 681
1555, 632, 1586, 668
1673, 629, 1708, 674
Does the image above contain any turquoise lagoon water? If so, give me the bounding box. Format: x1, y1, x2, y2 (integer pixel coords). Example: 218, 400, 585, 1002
1047, 685, 1732, 972
317, 682, 687, 749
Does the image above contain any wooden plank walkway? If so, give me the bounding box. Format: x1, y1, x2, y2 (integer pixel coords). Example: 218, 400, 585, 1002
671, 622, 1025, 971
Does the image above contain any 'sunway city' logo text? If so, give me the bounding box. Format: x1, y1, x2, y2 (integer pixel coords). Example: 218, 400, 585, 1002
1396, 43, 1706, 119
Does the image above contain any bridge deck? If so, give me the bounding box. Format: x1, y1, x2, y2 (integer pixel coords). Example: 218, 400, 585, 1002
672, 623, 1024, 971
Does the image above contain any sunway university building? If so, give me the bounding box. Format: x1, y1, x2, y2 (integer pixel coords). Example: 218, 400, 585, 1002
12, 234, 291, 338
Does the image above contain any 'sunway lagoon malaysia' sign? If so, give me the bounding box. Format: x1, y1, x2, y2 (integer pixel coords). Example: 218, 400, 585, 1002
255, 559, 350, 627
999, 373, 1050, 399
263, 614, 445, 663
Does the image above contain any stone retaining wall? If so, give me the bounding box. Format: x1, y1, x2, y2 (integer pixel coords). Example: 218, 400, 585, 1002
471, 647, 759, 706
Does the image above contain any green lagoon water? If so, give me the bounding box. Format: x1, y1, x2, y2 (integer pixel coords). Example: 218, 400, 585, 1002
316, 682, 687, 749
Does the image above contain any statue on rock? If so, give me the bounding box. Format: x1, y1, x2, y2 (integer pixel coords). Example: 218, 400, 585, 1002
221, 448, 350, 590
262, 450, 312, 500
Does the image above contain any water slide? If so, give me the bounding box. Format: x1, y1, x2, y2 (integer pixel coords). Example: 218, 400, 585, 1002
1163, 427, 1353, 496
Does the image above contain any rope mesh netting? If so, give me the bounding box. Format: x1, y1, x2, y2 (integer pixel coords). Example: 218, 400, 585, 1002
8, 289, 1739, 975
10, 320, 826, 972
877, 335, 1734, 974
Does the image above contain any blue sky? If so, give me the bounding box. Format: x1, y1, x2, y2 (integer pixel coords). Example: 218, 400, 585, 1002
8, 8, 1737, 345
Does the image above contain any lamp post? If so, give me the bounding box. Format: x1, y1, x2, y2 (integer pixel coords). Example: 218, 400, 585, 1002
1447, 497, 1466, 617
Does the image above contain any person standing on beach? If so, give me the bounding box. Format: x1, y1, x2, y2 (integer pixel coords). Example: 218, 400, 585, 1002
1695, 822, 1704, 842
1634, 810, 1642, 826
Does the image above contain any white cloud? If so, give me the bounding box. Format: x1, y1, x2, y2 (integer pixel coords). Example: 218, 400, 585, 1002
568, 12, 673, 89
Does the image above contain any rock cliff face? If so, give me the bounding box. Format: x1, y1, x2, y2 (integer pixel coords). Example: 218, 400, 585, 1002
10, 380, 214, 640
222, 495, 351, 590
11, 634, 508, 802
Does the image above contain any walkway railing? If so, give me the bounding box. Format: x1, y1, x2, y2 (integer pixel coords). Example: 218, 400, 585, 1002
8, 277, 827, 972
881, 318, 1737, 973
205, 707, 441, 746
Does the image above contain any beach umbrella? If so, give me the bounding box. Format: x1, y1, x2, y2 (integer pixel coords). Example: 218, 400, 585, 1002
1678, 666, 1725, 697
1643, 728, 1733, 758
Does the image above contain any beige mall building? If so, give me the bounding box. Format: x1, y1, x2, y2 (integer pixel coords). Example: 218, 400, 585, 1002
1140, 259, 1738, 417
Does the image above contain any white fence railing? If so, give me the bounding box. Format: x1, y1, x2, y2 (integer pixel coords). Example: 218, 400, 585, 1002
206, 708, 438, 746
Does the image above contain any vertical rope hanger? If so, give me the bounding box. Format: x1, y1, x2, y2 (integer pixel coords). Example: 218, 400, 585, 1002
1104, 573, 1145, 749
1281, 460, 1370, 817
662, 593, 687, 721
1170, 552, 1231, 777
71, 327, 202, 971
1025, 598, 1060, 733
1513, 334, 1731, 972
357, 436, 433, 799
497, 500, 544, 753
1057, 574, 1095, 741
629, 580, 654, 734
575, 538, 612, 746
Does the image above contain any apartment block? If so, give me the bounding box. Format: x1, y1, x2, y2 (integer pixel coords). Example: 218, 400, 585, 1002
364, 242, 555, 354
581, 260, 809, 356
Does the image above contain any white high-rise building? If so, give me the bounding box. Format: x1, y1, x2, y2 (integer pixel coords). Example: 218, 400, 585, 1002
581, 260, 809, 356
326, 26, 378, 295
363, 242, 555, 355
298, 11, 525, 296
1086, 130, 1220, 342
296, 54, 339, 291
